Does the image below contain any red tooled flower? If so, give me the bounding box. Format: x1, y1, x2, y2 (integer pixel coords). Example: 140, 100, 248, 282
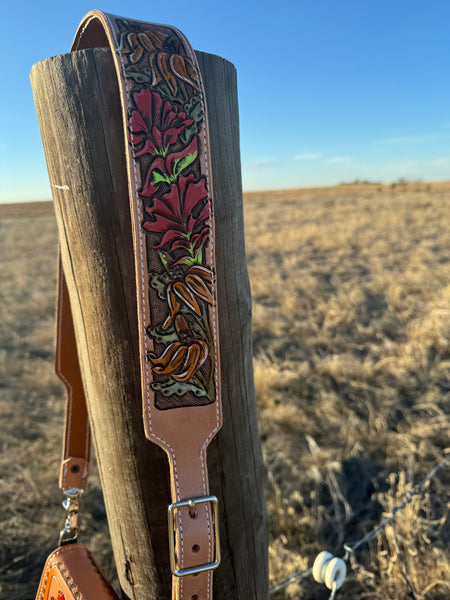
129, 89, 193, 157
139, 137, 198, 198
143, 174, 210, 263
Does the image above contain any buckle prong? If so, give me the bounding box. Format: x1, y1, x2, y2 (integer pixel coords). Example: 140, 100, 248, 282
168, 495, 220, 577
188, 499, 198, 518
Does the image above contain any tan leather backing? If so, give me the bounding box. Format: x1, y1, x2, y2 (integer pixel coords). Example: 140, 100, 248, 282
35, 543, 119, 600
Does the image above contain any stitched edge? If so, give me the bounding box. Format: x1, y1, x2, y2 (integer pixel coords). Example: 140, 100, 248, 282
159, 27, 219, 582
175, 27, 221, 439
174, 34, 220, 580
176, 30, 218, 585
36, 545, 117, 600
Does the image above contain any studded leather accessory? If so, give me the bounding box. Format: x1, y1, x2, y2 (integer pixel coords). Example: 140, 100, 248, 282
35, 10, 222, 600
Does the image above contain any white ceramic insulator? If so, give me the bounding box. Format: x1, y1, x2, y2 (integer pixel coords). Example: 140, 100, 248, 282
324, 557, 347, 590
312, 551, 333, 584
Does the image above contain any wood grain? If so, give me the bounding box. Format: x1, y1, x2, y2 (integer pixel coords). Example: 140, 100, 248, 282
30, 47, 268, 600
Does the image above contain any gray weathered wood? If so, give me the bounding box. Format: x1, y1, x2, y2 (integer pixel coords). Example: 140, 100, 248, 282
30, 47, 269, 600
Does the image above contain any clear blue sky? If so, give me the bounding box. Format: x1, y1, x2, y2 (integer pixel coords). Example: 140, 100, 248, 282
1, 0, 450, 201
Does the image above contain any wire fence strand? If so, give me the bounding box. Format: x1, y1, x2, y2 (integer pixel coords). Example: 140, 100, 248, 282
269, 453, 450, 596
342, 454, 450, 560
269, 568, 313, 595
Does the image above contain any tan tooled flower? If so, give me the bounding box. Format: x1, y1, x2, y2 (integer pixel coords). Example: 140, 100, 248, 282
163, 265, 213, 329
119, 30, 168, 62
149, 52, 198, 96
148, 315, 209, 382
119, 30, 198, 95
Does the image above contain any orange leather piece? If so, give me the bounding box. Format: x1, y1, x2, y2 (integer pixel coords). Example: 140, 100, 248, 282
35, 543, 119, 600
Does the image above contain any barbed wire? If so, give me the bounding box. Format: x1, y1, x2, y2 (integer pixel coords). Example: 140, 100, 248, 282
269, 453, 450, 597
342, 454, 450, 560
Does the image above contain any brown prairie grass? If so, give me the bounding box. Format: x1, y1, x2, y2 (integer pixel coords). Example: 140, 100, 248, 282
246, 181, 450, 599
1, 182, 449, 599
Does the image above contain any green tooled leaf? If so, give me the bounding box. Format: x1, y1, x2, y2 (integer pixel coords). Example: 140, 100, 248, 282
147, 326, 178, 345
179, 97, 203, 146
173, 152, 198, 178
189, 319, 207, 340
151, 170, 171, 185
187, 96, 203, 124
150, 271, 171, 300
175, 252, 203, 268
125, 66, 151, 84
152, 380, 211, 399
153, 81, 178, 105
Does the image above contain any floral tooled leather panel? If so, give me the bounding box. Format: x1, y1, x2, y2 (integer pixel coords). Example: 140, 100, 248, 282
117, 19, 217, 410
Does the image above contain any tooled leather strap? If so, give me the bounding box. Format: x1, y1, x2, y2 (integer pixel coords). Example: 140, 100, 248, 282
60, 11, 222, 600
56, 259, 90, 494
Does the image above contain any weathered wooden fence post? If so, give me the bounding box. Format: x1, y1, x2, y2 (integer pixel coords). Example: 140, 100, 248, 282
31, 47, 269, 599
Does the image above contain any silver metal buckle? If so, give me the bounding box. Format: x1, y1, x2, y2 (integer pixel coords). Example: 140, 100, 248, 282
168, 495, 221, 577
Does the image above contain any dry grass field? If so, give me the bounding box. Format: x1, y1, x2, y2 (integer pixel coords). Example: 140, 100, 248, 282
1, 182, 449, 599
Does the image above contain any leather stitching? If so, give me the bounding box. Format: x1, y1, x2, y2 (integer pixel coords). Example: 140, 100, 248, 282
175, 27, 221, 438
173, 29, 219, 584
36, 545, 117, 600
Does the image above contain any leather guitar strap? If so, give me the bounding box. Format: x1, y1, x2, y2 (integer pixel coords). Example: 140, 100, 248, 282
56, 10, 222, 600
